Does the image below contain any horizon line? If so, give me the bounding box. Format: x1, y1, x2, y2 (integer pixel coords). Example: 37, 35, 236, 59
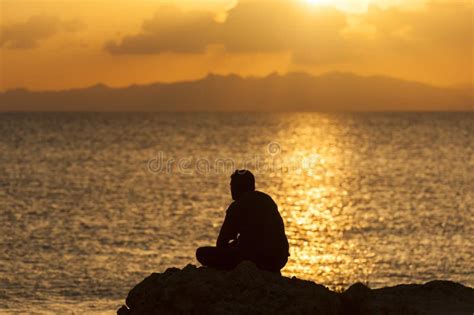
2, 70, 471, 94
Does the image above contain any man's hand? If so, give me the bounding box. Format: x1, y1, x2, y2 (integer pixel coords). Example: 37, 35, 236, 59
228, 238, 239, 247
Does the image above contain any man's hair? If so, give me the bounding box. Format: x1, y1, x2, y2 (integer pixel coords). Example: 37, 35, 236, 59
230, 169, 255, 191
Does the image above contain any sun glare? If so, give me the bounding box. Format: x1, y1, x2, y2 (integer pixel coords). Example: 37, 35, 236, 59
302, 0, 373, 13
306, 0, 337, 6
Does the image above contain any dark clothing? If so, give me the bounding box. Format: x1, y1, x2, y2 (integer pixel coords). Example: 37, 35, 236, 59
197, 191, 289, 272
196, 246, 242, 270
196, 245, 287, 274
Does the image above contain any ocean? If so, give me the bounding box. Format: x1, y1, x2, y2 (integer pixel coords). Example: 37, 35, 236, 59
0, 112, 473, 313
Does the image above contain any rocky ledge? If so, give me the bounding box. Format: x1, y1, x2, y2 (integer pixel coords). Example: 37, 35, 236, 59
117, 261, 473, 315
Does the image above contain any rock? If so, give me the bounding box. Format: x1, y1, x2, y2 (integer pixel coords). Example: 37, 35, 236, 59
340, 282, 373, 315
117, 261, 474, 315
358, 280, 474, 315
118, 261, 340, 315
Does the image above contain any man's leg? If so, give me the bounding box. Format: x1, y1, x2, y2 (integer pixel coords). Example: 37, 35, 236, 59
196, 246, 243, 270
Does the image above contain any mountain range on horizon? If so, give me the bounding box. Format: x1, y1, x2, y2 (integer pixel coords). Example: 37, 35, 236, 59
0, 72, 472, 112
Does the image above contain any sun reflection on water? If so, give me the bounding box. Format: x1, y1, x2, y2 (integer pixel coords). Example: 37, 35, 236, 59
261, 114, 376, 289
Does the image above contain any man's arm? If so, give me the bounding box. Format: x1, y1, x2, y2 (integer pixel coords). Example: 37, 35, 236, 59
216, 203, 239, 247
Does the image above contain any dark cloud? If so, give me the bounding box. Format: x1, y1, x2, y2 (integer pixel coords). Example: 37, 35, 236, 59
0, 15, 84, 49
105, 6, 218, 54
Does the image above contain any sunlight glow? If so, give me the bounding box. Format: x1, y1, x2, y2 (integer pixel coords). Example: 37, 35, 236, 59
302, 0, 372, 13
301, 0, 428, 13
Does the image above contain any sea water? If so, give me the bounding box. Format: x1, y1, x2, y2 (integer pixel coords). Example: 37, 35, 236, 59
0, 112, 473, 313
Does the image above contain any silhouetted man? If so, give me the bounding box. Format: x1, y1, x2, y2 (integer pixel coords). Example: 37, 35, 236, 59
196, 170, 289, 274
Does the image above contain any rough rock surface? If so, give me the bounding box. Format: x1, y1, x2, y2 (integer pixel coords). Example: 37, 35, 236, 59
117, 261, 474, 315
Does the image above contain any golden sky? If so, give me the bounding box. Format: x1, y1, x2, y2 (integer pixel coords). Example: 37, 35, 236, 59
0, 0, 472, 90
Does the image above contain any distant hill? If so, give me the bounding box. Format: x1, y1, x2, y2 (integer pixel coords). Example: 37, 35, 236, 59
0, 72, 472, 111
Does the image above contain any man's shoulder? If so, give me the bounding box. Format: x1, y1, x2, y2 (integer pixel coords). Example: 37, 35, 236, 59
227, 200, 239, 212
241, 190, 276, 205
253, 190, 273, 199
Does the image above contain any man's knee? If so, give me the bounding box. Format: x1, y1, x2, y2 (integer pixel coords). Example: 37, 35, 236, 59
195, 247, 205, 264
196, 246, 213, 265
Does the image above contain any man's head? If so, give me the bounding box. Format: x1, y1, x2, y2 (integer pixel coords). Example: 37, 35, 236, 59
230, 169, 255, 200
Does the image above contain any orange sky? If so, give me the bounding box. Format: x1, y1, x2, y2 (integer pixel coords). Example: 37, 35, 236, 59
0, 0, 472, 91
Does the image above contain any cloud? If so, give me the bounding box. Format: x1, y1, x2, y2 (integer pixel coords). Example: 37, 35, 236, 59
105, 6, 218, 54
105, 0, 348, 61
221, 1, 347, 54
364, 2, 473, 45
296, 1, 474, 65
0, 15, 84, 49
105, 0, 472, 67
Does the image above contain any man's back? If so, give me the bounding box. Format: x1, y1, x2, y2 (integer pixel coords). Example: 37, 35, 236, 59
218, 191, 289, 261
